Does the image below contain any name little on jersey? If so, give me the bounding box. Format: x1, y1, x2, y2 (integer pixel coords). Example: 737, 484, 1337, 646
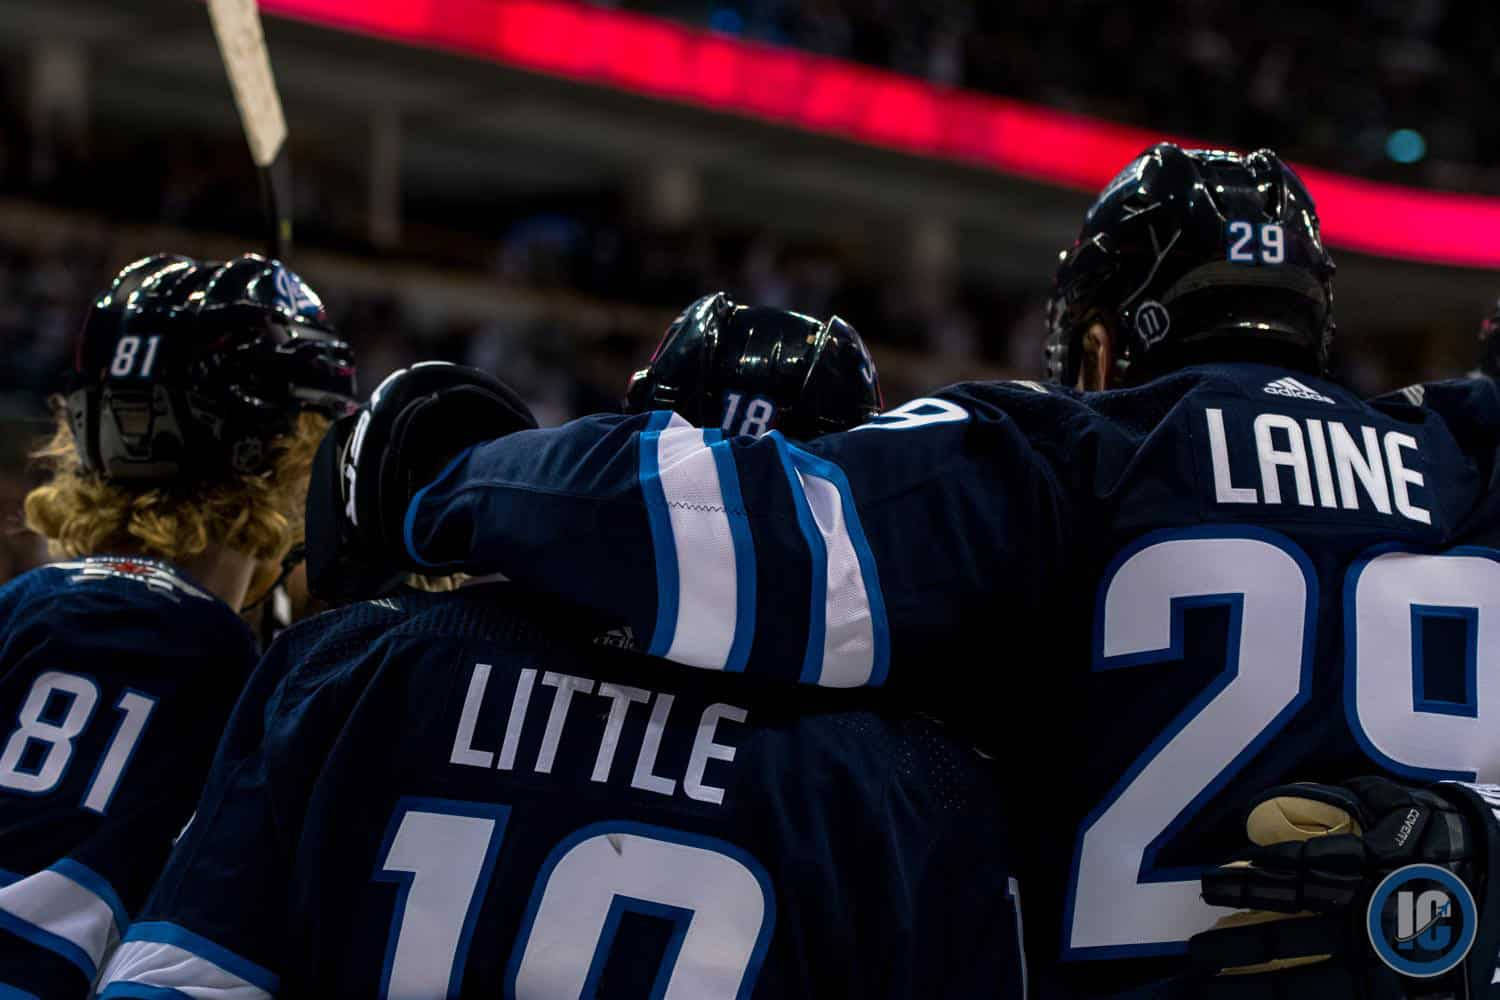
447, 662, 747, 806
1204, 405, 1429, 524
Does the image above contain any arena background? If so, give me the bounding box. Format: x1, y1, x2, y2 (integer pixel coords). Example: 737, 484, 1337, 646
0, 0, 1496, 573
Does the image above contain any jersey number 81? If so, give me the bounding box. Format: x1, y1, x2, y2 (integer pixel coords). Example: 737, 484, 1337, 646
0, 671, 157, 815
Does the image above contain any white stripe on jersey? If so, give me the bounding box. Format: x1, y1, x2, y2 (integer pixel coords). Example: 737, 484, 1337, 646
641, 420, 884, 685
795, 466, 877, 687
655, 425, 740, 670
0, 866, 122, 976
98, 938, 272, 1000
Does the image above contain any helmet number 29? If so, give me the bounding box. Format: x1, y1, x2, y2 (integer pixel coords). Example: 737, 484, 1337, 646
109, 335, 162, 378
1227, 222, 1285, 264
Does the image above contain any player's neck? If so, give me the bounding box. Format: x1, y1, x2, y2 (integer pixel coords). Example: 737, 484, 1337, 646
174, 546, 258, 612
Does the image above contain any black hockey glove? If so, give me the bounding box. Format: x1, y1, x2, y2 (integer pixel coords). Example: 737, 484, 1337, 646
304, 361, 536, 602
1189, 777, 1500, 999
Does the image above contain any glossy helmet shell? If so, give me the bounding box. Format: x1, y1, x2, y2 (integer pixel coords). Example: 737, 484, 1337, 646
1045, 143, 1335, 386
625, 292, 882, 439
68, 253, 357, 482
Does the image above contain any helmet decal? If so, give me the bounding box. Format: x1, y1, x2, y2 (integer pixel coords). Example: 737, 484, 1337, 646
1045, 143, 1336, 387
68, 253, 356, 483
625, 295, 881, 439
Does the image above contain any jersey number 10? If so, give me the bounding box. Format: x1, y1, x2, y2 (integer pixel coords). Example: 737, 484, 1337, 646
374, 799, 774, 999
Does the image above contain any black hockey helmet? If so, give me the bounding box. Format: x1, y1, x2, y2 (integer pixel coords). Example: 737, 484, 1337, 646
1045, 143, 1336, 387
625, 293, 882, 439
68, 253, 357, 483
1480, 298, 1500, 377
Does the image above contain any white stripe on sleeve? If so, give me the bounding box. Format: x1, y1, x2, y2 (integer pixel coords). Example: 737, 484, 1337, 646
655, 426, 739, 670
0, 868, 121, 974
98, 938, 272, 1000
796, 467, 876, 687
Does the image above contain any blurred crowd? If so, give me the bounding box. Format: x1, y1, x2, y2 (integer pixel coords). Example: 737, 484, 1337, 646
619, 0, 1500, 193
0, 0, 1493, 563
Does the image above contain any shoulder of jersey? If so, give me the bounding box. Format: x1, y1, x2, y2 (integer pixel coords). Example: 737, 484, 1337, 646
1089, 365, 1367, 415
1372, 373, 1498, 411
266, 589, 425, 667
0, 557, 255, 662
928, 378, 1091, 415
1370, 374, 1500, 451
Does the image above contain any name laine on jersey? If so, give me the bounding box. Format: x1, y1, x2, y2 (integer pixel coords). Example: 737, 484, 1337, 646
1204, 407, 1430, 524
448, 662, 748, 806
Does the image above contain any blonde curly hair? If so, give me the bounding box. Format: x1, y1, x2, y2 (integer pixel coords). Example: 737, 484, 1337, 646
24, 406, 328, 566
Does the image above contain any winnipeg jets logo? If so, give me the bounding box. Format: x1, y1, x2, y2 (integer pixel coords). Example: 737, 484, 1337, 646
57, 557, 214, 603
273, 265, 324, 319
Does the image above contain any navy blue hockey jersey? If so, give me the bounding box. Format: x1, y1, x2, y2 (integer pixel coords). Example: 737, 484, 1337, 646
0, 556, 258, 998
98, 585, 1024, 999
385, 363, 1500, 995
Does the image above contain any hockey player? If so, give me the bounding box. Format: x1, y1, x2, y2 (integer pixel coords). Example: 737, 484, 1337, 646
97, 301, 1027, 998
299, 144, 1500, 996
0, 253, 354, 998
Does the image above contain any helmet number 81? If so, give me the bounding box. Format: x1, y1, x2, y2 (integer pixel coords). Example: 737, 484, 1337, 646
109, 335, 162, 378
1227, 221, 1285, 264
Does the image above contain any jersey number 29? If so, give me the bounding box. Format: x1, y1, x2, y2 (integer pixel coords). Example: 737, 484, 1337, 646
1065, 529, 1500, 958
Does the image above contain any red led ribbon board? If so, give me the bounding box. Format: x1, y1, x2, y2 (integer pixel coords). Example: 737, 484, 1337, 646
263, 0, 1500, 269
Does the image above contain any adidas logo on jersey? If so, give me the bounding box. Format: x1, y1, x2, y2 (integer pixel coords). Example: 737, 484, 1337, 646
1263, 377, 1334, 404
594, 625, 637, 650
1399, 384, 1427, 407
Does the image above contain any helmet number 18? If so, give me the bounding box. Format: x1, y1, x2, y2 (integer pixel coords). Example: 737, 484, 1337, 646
721, 393, 775, 438
1227, 221, 1285, 264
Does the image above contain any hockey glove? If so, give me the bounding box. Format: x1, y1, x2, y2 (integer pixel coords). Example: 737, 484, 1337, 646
304, 361, 536, 602
1189, 776, 1500, 999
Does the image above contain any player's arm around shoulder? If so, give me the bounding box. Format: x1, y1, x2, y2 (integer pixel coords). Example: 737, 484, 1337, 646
388, 376, 1075, 687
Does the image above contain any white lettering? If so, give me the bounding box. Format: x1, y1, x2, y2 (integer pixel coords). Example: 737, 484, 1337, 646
684, 704, 748, 805
1207, 409, 1256, 504
496, 668, 536, 771
1328, 422, 1392, 514
449, 663, 494, 769
1384, 431, 1430, 525
1254, 413, 1313, 506
535, 672, 595, 774
592, 683, 651, 783
1303, 419, 1339, 508
630, 694, 678, 797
